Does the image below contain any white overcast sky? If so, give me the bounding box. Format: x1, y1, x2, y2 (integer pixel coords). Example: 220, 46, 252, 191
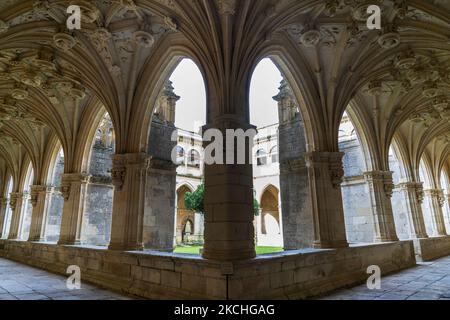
171, 58, 283, 132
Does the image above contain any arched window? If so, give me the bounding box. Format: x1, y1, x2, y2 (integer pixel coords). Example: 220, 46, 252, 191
188, 149, 200, 168
176, 146, 185, 165
256, 149, 267, 166
270, 146, 278, 163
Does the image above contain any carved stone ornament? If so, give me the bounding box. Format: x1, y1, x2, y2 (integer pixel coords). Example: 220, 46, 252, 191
53, 33, 77, 52
132, 31, 155, 48
0, 20, 8, 34
60, 184, 71, 201
378, 32, 401, 49
300, 29, 321, 47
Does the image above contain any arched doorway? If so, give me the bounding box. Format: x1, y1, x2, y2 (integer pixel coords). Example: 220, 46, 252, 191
258, 185, 282, 247
176, 185, 196, 245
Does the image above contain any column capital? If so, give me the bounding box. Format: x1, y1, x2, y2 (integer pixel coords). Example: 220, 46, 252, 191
424, 188, 443, 197
29, 185, 53, 207
397, 181, 422, 190
60, 173, 89, 201
364, 171, 394, 198
397, 181, 424, 203
111, 153, 149, 191
305, 151, 345, 189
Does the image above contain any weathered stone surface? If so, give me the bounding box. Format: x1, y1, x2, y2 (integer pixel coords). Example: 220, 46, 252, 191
0, 239, 416, 300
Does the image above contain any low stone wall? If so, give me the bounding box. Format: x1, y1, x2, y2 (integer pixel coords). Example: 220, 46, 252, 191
413, 236, 450, 262
0, 240, 416, 300
229, 241, 416, 299
0, 240, 225, 300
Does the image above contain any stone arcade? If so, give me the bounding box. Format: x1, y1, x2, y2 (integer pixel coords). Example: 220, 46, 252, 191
0, 0, 449, 300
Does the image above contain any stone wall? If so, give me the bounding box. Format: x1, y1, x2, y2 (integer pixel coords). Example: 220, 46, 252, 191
278, 117, 313, 249
228, 241, 416, 299
340, 139, 365, 177
21, 197, 32, 240
422, 195, 436, 236
339, 139, 373, 243
46, 157, 65, 242
46, 191, 64, 242
413, 236, 450, 261
144, 119, 177, 250
0, 239, 416, 300
82, 182, 113, 246
391, 188, 412, 240
83, 140, 114, 246
341, 179, 374, 243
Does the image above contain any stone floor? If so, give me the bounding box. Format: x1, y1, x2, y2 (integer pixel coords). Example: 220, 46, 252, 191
0, 258, 134, 300
320, 255, 450, 300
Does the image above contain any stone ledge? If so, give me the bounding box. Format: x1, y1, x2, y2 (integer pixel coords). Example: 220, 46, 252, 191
0, 240, 416, 300
229, 241, 416, 299
413, 236, 450, 262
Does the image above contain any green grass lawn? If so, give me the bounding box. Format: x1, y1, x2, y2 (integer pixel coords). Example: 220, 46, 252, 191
174, 246, 283, 255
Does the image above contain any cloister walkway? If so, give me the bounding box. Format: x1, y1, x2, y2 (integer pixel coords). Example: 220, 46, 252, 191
0, 258, 133, 300
320, 256, 450, 300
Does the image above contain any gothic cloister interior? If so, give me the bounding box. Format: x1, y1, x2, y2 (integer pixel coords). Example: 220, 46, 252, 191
0, 0, 449, 301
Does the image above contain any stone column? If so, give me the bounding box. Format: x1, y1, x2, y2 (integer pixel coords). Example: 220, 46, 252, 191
202, 118, 256, 261
363, 171, 399, 242
143, 158, 176, 251
58, 174, 89, 245
0, 197, 7, 238
28, 185, 53, 242
275, 80, 314, 249
304, 151, 348, 248
280, 157, 314, 249
424, 189, 447, 236
8, 192, 27, 240
108, 153, 149, 251
396, 182, 428, 239
142, 82, 179, 251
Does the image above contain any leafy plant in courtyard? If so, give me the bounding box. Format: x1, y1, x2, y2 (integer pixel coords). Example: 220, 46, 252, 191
185, 184, 260, 216
185, 184, 205, 213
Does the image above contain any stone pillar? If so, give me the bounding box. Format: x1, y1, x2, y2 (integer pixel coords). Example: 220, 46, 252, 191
108, 153, 149, 251
275, 80, 314, 249
0, 197, 7, 238
305, 152, 348, 248
58, 174, 89, 245
202, 119, 256, 261
363, 171, 399, 242
396, 182, 428, 239
142, 82, 179, 251
28, 185, 53, 242
280, 158, 314, 249
8, 192, 27, 240
424, 189, 447, 236
143, 158, 176, 251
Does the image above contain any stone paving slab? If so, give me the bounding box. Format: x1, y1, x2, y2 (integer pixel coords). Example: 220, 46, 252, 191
319, 255, 450, 300
0, 258, 135, 300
